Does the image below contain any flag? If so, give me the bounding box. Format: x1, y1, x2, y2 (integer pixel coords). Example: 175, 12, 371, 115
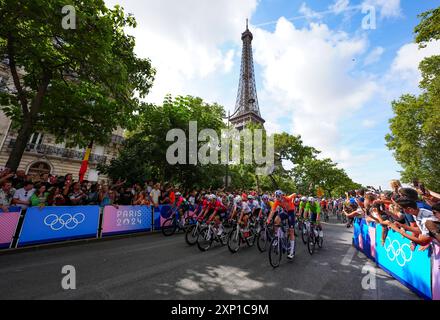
79, 141, 93, 182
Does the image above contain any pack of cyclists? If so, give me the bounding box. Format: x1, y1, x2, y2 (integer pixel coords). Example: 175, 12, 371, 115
163, 188, 350, 263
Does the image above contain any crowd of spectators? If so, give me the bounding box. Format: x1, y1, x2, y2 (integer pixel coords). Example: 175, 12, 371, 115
0, 167, 188, 211
342, 179, 440, 250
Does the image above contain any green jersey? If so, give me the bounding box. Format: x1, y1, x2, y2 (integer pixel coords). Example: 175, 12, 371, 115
305, 202, 321, 214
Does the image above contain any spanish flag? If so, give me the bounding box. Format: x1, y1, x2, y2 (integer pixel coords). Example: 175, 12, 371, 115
79, 141, 93, 182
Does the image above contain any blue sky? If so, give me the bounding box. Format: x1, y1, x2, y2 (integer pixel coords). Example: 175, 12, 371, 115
104, 0, 440, 189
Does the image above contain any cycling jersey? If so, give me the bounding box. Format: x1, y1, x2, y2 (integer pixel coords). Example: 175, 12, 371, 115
305, 202, 321, 214
249, 199, 260, 210
272, 194, 296, 212
242, 201, 251, 214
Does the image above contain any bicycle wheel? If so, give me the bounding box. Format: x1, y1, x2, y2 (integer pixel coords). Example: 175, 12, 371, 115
317, 234, 324, 248
307, 231, 315, 255
245, 226, 257, 247
257, 228, 269, 252
197, 227, 213, 252
161, 217, 177, 236
301, 224, 308, 244
227, 227, 241, 253
269, 237, 282, 268
185, 224, 199, 246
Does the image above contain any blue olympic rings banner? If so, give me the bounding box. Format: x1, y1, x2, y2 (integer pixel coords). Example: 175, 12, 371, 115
375, 224, 432, 299
352, 218, 375, 261
18, 206, 100, 246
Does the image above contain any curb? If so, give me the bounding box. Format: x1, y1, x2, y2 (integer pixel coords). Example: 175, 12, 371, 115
0, 230, 164, 256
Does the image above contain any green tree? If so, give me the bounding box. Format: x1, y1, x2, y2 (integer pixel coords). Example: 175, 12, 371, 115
386, 7, 440, 190
386, 94, 440, 190
0, 0, 155, 171
100, 95, 226, 189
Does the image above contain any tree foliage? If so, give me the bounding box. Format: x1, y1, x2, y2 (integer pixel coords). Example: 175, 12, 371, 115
0, 0, 155, 170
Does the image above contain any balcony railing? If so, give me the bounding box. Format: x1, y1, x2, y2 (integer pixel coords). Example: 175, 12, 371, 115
8, 139, 107, 164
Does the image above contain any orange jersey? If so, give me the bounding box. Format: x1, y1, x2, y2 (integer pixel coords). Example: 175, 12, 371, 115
272, 194, 296, 212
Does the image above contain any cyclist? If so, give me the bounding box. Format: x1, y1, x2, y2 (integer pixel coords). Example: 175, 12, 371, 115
174, 192, 190, 225
266, 190, 297, 259
197, 194, 212, 222
248, 194, 261, 219
298, 196, 308, 220
238, 194, 253, 237
304, 197, 323, 238
229, 195, 243, 222
320, 198, 327, 217
206, 194, 228, 236
260, 194, 272, 218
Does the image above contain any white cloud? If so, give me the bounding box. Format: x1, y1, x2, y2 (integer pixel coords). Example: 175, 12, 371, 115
329, 0, 350, 14
390, 41, 440, 82
104, 0, 258, 104
364, 46, 384, 65
253, 18, 378, 166
299, 2, 323, 20
383, 40, 440, 99
362, 119, 377, 128
362, 0, 401, 18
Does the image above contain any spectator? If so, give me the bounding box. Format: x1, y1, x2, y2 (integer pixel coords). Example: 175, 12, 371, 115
390, 198, 439, 247
146, 181, 153, 195
425, 203, 440, 242
118, 187, 134, 205
0, 168, 15, 185
12, 170, 27, 189
47, 186, 66, 206
30, 184, 49, 207
134, 191, 149, 205
86, 183, 99, 205
150, 183, 161, 207
0, 180, 14, 212
12, 181, 35, 209
68, 182, 88, 206
99, 185, 114, 206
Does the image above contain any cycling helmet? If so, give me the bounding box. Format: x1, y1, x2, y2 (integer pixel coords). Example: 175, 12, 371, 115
248, 195, 255, 200
175, 192, 181, 196
262, 194, 269, 201
308, 196, 315, 202
234, 195, 242, 204
210, 194, 217, 200
275, 190, 284, 198
301, 196, 307, 201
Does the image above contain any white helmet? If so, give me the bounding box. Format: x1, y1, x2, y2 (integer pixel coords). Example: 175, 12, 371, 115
275, 190, 284, 198
301, 196, 307, 201
210, 194, 217, 200
308, 197, 315, 202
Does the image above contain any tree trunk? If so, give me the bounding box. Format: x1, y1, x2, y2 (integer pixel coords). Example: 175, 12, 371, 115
269, 174, 279, 190
5, 117, 33, 172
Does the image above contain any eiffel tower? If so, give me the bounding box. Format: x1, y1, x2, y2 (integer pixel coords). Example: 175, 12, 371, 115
230, 20, 265, 131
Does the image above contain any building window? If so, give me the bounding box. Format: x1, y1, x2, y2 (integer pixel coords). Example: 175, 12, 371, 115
29, 132, 44, 150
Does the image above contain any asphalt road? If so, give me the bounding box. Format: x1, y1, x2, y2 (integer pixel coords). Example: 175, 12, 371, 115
0, 217, 420, 300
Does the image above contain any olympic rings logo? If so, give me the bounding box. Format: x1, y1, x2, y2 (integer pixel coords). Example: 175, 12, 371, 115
384, 238, 413, 267
44, 213, 86, 231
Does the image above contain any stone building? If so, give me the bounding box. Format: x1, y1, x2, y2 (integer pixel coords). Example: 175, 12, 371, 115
0, 61, 123, 182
